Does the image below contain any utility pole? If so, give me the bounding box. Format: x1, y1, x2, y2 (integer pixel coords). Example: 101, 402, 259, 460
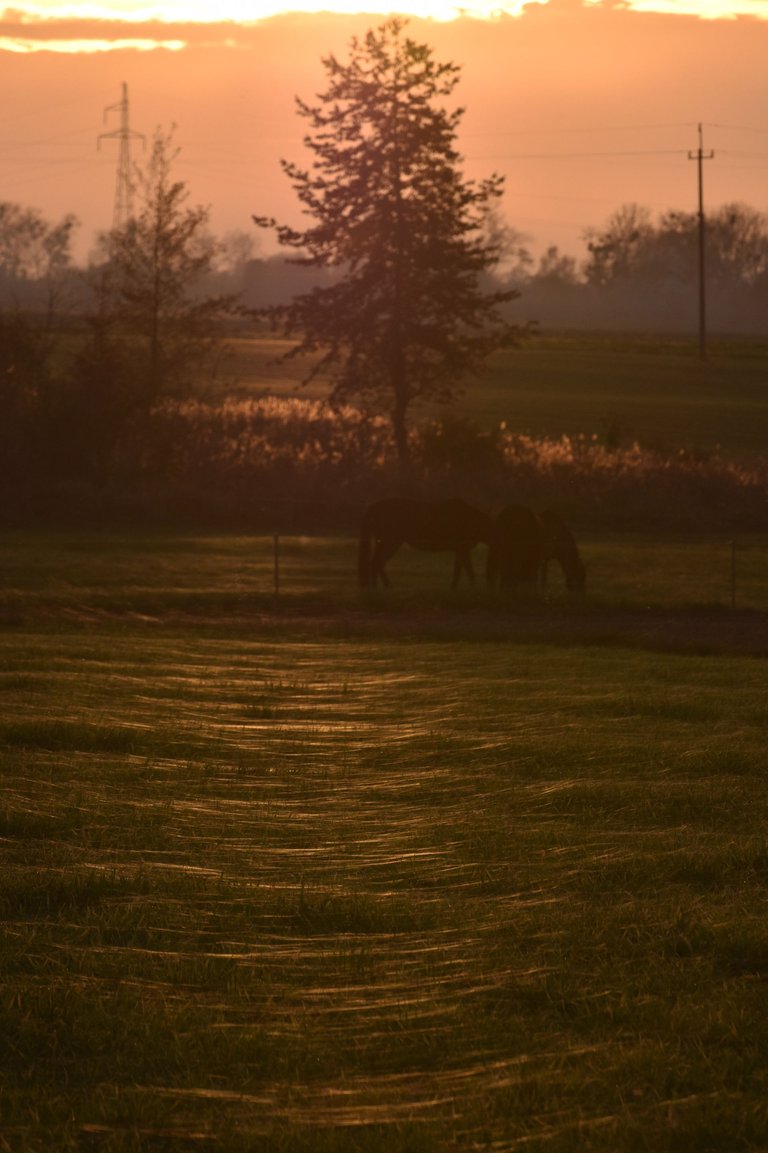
688, 122, 714, 359
98, 82, 145, 230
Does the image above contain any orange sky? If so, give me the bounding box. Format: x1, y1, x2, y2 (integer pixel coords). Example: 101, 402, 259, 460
2, 3, 768, 268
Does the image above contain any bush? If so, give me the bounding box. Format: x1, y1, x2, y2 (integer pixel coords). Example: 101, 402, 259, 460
1, 396, 765, 532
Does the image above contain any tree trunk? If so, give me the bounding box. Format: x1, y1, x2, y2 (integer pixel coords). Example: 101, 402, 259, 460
390, 341, 411, 478
392, 395, 410, 476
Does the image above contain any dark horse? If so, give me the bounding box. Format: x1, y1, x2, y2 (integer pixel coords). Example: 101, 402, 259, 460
487, 503, 543, 590
488, 504, 586, 594
358, 497, 494, 588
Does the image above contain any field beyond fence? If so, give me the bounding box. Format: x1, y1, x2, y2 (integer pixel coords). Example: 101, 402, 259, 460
5, 337, 768, 536
2, 532, 768, 1151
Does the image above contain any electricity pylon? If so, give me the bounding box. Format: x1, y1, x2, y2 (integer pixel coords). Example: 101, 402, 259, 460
98, 82, 145, 230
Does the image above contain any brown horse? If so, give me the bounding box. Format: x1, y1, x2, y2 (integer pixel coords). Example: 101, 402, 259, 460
358, 497, 494, 588
486, 503, 543, 589
488, 504, 586, 594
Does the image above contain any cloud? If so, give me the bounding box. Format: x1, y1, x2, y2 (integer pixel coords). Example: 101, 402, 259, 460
0, 10, 253, 51
1, 0, 768, 54
0, 34, 186, 51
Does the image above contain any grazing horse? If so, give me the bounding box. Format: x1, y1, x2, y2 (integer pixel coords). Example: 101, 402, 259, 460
358, 497, 494, 588
488, 504, 586, 594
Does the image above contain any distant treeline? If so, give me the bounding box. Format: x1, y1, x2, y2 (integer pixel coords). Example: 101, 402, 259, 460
237, 201, 768, 336
2, 199, 767, 337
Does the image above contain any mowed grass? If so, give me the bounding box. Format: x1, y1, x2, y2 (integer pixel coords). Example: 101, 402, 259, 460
2, 534, 768, 1150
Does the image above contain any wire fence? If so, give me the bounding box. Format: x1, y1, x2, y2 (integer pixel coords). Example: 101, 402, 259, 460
264, 531, 768, 611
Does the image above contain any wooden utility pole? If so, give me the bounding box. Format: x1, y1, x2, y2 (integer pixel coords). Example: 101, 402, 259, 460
688, 123, 714, 360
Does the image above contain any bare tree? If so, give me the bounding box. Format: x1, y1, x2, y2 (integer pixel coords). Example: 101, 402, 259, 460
95, 128, 239, 411
0, 201, 78, 325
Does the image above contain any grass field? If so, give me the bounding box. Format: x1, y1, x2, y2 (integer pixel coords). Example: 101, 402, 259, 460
226, 334, 768, 462
2, 533, 768, 1150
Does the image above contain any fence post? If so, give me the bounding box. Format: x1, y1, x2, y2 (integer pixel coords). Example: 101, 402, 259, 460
273, 533, 280, 598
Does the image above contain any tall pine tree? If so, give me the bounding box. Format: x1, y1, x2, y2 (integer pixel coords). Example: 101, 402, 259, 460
255, 18, 522, 469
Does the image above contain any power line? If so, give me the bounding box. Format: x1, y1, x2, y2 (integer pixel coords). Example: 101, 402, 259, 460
467, 148, 689, 161
465, 121, 698, 137
704, 121, 768, 135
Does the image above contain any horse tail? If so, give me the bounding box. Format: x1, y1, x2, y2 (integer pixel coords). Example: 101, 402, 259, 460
358, 508, 375, 587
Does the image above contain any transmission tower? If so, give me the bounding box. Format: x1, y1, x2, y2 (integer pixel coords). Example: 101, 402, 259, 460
98, 82, 145, 230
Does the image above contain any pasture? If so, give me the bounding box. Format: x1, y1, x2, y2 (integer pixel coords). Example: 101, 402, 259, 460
227, 334, 768, 462
2, 532, 768, 1150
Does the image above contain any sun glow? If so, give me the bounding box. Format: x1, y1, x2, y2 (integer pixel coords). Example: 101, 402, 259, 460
620, 0, 768, 13
4, 0, 768, 28
2, 0, 767, 54
3, 0, 512, 18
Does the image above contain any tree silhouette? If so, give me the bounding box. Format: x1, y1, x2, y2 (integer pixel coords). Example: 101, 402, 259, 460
96, 128, 238, 412
255, 18, 522, 469
0, 201, 78, 324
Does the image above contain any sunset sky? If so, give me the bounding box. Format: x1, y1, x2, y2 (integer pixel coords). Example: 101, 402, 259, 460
2, 0, 767, 268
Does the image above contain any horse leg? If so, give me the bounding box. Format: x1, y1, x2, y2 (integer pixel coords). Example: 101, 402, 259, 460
371, 539, 400, 587
452, 549, 475, 589
486, 543, 500, 589
370, 542, 388, 587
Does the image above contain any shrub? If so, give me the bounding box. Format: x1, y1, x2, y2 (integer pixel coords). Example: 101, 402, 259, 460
2, 396, 765, 532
